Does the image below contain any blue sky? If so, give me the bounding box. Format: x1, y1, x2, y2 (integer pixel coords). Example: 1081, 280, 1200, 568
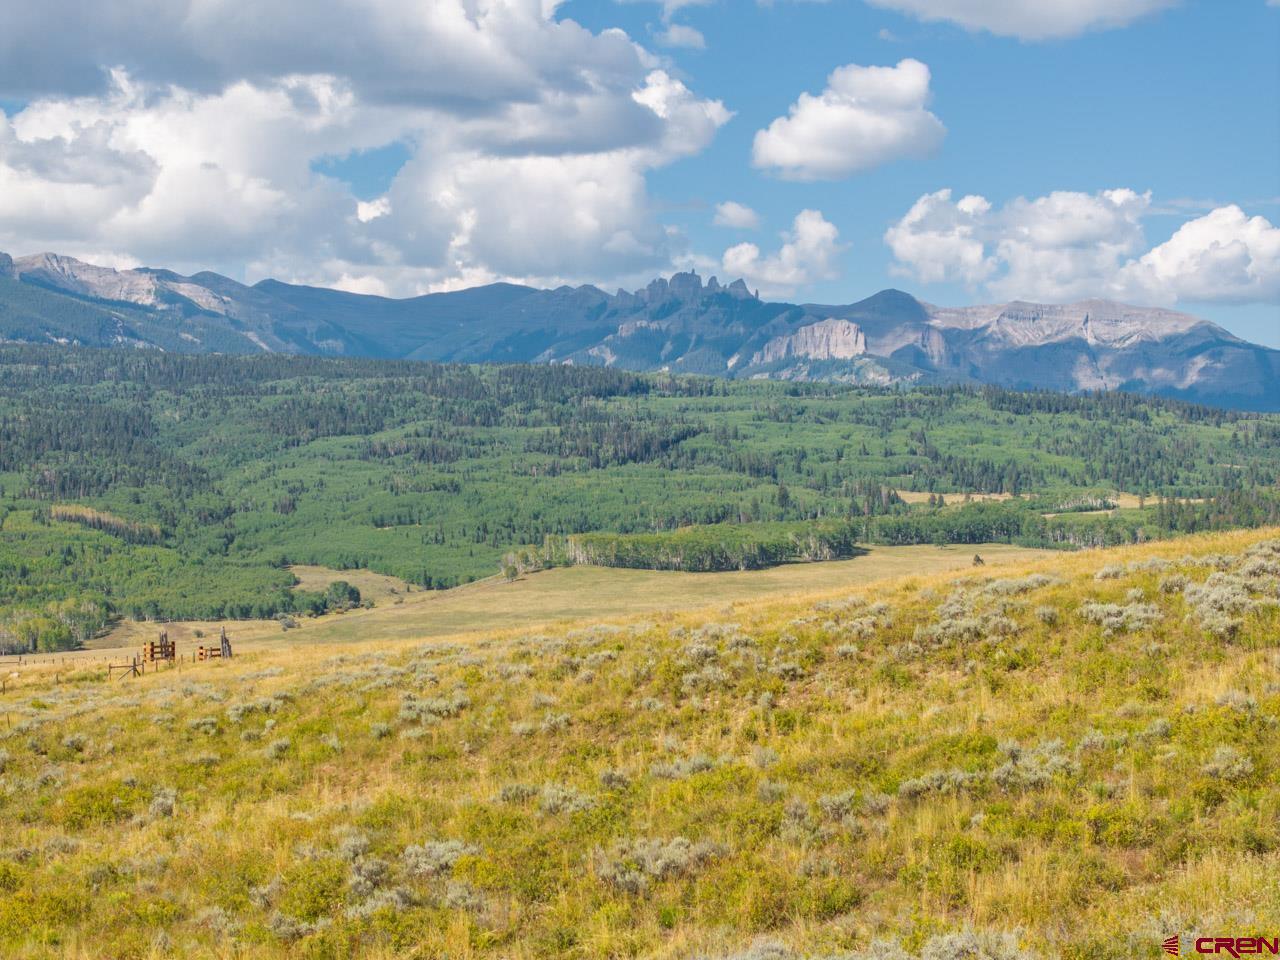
561, 0, 1280, 342
0, 0, 1276, 344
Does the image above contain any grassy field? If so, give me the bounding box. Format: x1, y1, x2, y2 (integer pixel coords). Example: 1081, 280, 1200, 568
85, 544, 1050, 657
1, 529, 1277, 959
288, 566, 412, 605
893, 491, 1015, 505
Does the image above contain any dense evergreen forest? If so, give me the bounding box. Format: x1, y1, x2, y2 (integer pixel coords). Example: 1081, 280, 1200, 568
1, 345, 1278, 649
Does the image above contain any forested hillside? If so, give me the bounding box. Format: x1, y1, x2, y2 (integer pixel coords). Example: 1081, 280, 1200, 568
1, 345, 1279, 648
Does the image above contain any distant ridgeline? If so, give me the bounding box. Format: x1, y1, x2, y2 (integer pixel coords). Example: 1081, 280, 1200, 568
3, 255, 1278, 410
0, 345, 1279, 647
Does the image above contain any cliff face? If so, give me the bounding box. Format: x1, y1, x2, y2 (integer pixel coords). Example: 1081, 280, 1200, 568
753, 318, 867, 364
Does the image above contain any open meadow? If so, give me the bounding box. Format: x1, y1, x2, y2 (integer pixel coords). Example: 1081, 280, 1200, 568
1, 529, 1276, 959
80, 544, 1050, 657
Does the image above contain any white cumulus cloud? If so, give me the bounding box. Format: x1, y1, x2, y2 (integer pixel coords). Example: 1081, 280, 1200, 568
722, 209, 843, 297
883, 189, 995, 285
0, 0, 644, 106
0, 2, 732, 293
886, 187, 1280, 306
1122, 205, 1280, 304
752, 59, 945, 180
714, 201, 761, 230
863, 0, 1175, 40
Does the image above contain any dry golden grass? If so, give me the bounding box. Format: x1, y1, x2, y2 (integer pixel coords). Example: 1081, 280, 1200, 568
86, 543, 1049, 658
287, 566, 412, 604
1, 529, 1277, 960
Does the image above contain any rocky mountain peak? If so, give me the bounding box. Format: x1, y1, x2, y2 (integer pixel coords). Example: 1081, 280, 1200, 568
635, 271, 757, 305
850, 288, 930, 320
667, 271, 704, 301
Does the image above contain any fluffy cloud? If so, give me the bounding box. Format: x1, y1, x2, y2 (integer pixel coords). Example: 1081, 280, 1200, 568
886, 187, 1280, 305
0, 2, 732, 293
863, 0, 1175, 40
0, 1, 642, 106
883, 189, 995, 285
985, 188, 1150, 302
722, 209, 843, 297
752, 59, 944, 180
0, 72, 374, 268
714, 201, 761, 230
658, 23, 707, 48
1123, 205, 1280, 304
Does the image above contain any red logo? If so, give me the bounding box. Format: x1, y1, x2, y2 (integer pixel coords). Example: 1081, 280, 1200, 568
1180, 938, 1280, 957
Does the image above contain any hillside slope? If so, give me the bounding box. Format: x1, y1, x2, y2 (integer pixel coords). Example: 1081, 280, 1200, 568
3, 252, 1277, 409
3, 529, 1277, 958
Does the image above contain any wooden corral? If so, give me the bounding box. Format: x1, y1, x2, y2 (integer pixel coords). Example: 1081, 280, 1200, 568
140, 629, 177, 663
197, 626, 233, 662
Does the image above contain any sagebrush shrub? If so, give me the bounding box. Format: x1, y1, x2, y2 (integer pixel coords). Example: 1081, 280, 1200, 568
1078, 601, 1161, 635
148, 788, 177, 819
402, 840, 478, 877
538, 784, 595, 814
991, 740, 1077, 791
1202, 746, 1254, 782
595, 836, 721, 894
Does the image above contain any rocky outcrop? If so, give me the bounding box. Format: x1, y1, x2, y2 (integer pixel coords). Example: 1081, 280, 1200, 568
668, 271, 704, 302
13, 252, 163, 304
753, 318, 866, 364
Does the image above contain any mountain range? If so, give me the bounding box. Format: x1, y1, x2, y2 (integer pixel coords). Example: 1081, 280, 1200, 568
2, 250, 1277, 410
